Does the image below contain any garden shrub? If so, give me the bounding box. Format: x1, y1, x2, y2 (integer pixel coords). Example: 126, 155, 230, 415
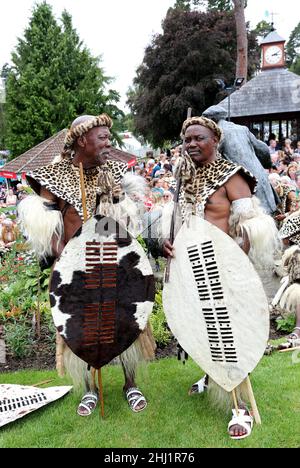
276, 314, 296, 333
0, 243, 55, 358
150, 288, 172, 347
3, 316, 34, 359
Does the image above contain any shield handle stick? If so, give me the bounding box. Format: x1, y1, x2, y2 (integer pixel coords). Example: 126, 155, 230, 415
232, 376, 261, 425
232, 388, 240, 417
245, 376, 261, 425
79, 162, 105, 418
165, 107, 192, 283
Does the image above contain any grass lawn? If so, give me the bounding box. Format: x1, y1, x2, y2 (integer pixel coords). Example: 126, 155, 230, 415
0, 353, 299, 448
0, 206, 16, 214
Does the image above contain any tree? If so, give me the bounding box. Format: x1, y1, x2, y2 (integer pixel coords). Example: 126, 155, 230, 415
0, 100, 6, 150
0, 64, 12, 149
173, 0, 194, 11
5, 2, 123, 158
174, 0, 234, 11
205, 0, 233, 10
286, 22, 300, 74
128, 8, 259, 147
291, 58, 300, 75
175, 0, 248, 82
232, 0, 248, 83
252, 20, 273, 42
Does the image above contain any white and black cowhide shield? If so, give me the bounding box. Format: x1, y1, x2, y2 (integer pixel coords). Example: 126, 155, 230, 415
163, 216, 269, 392
49, 215, 155, 369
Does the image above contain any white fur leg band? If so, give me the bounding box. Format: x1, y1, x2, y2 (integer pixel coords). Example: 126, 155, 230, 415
18, 195, 64, 258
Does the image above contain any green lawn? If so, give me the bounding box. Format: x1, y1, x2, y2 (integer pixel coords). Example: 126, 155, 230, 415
0, 206, 16, 214
0, 353, 299, 448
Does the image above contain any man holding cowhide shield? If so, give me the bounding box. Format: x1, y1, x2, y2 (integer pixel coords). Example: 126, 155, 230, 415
161, 116, 279, 440
18, 114, 155, 417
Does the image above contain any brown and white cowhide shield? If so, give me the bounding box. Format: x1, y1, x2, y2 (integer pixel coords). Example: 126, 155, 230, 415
163, 216, 269, 392
49, 215, 155, 369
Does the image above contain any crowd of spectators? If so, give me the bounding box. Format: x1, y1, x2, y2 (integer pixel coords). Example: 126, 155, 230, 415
135, 147, 182, 213
0, 183, 27, 259
0, 213, 18, 260
0, 183, 28, 211
267, 138, 300, 226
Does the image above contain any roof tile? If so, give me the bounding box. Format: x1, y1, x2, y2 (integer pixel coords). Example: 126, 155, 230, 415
2, 130, 137, 173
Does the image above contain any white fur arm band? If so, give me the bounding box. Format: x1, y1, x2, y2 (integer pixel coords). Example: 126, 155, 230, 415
229, 196, 280, 269
18, 195, 64, 258
231, 198, 257, 218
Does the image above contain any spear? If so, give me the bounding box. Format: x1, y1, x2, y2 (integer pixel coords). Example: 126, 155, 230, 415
164, 107, 192, 283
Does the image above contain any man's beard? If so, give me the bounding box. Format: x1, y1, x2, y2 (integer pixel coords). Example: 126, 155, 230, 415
96, 150, 110, 166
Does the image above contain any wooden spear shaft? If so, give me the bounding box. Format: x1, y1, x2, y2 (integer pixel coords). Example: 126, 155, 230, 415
33, 379, 54, 387
79, 162, 105, 418
164, 107, 192, 283
79, 163, 88, 223
279, 346, 300, 353
98, 368, 105, 418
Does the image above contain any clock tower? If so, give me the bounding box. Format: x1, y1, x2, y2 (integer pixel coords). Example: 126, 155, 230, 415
261, 30, 286, 70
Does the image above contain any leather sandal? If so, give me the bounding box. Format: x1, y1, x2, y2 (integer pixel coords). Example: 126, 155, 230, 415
125, 387, 147, 413
77, 392, 98, 417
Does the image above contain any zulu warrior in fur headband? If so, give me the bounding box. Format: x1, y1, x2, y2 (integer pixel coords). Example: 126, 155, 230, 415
62, 114, 113, 159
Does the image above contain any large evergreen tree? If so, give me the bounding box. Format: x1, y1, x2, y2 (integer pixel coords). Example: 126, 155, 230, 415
286, 22, 300, 75
5, 2, 123, 158
0, 65, 9, 149
128, 8, 259, 147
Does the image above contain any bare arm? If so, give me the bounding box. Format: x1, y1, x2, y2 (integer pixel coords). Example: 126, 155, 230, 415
225, 173, 252, 202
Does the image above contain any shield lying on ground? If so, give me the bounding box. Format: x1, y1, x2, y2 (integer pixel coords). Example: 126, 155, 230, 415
49, 215, 155, 369
0, 384, 72, 428
163, 216, 269, 392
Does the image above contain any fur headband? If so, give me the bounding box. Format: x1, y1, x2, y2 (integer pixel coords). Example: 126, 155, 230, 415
181, 116, 223, 142
62, 114, 113, 158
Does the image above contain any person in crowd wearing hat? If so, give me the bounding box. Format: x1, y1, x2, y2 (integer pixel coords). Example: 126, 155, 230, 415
275, 213, 300, 346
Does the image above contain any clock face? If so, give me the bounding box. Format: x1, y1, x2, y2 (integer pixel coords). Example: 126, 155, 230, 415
264, 45, 283, 65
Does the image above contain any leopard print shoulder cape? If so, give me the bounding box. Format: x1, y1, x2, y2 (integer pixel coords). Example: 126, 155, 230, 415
176, 156, 257, 218
26, 158, 128, 220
